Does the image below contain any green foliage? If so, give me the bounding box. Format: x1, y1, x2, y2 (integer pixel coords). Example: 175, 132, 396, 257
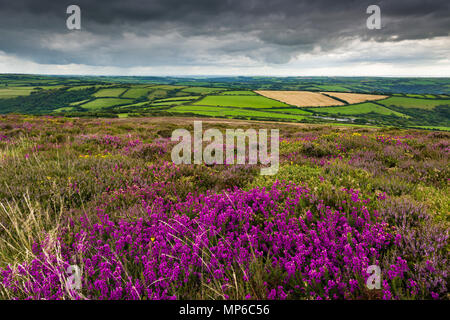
0, 87, 96, 114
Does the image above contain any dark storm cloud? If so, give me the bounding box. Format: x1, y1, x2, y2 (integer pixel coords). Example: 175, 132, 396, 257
0, 0, 448, 67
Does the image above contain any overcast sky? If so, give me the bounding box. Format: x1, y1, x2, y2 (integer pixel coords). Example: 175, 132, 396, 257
0, 0, 449, 76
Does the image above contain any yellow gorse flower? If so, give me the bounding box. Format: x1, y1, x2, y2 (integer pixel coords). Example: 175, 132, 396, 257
79, 153, 112, 159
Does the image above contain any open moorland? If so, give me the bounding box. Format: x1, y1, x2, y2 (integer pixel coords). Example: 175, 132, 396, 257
0, 115, 448, 299
0, 75, 449, 130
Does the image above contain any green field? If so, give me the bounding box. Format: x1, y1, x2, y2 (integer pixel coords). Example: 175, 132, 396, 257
154, 96, 199, 102
69, 99, 90, 106
170, 105, 306, 120
117, 101, 150, 109
181, 87, 225, 94
379, 97, 450, 110
0, 87, 36, 99
220, 90, 257, 95
314, 85, 351, 92
148, 89, 170, 100
121, 88, 152, 99
67, 85, 94, 91
193, 95, 290, 109
150, 85, 186, 90
82, 98, 133, 110
268, 108, 312, 115
309, 102, 407, 117
67, 85, 109, 91
93, 88, 127, 98
414, 125, 450, 131
404, 94, 437, 99
54, 106, 75, 112
151, 101, 188, 107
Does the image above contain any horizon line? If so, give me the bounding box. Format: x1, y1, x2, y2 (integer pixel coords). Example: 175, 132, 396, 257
1, 72, 449, 79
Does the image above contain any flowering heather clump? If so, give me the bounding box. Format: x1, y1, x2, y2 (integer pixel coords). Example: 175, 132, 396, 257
0, 116, 448, 300
379, 198, 448, 298
1, 182, 413, 300
126, 138, 174, 161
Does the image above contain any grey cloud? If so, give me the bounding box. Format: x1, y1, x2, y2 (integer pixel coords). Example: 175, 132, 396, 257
0, 0, 448, 68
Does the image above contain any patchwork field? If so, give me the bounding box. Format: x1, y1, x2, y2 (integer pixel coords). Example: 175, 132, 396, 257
0, 75, 448, 130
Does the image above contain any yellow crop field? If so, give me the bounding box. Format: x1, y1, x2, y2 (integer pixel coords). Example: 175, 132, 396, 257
255, 90, 344, 107
255, 90, 389, 107
323, 92, 388, 104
